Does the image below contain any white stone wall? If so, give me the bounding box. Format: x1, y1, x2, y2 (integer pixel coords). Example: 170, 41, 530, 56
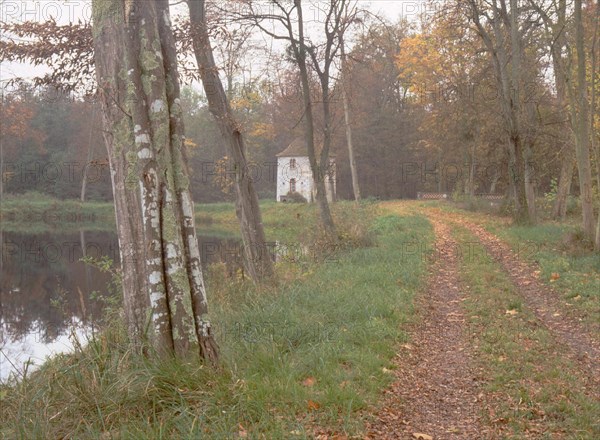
277, 156, 313, 202
277, 156, 336, 203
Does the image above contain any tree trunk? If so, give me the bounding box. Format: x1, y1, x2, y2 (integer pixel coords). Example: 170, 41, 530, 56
91, 0, 218, 362
489, 167, 499, 194
508, 135, 530, 223
318, 78, 337, 231
591, 0, 600, 250
509, 0, 535, 223
294, 0, 335, 235
547, 1, 576, 221
0, 137, 3, 198
187, 0, 273, 282
553, 156, 575, 219
339, 35, 360, 201
80, 106, 97, 202
572, 0, 596, 239
467, 141, 476, 197
470, 0, 531, 223
523, 145, 537, 222
523, 100, 537, 222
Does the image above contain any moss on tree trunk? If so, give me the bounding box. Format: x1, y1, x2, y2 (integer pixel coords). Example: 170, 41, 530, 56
92, 0, 217, 363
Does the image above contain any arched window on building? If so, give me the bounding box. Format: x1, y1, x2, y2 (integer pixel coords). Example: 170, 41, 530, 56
290, 158, 296, 169
290, 178, 296, 193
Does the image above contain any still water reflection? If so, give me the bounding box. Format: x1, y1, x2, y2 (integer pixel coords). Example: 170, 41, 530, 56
0, 230, 244, 382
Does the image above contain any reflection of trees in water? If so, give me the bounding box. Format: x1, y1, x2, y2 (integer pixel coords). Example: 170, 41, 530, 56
0, 232, 272, 345
0, 231, 116, 344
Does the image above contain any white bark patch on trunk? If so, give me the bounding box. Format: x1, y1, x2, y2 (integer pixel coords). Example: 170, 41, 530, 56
166, 243, 178, 259
135, 133, 150, 145
191, 269, 206, 304
181, 194, 194, 227
182, 195, 193, 217
150, 291, 164, 308
149, 271, 162, 285
140, 182, 160, 229
150, 208, 159, 229
187, 236, 201, 261
197, 319, 211, 337
137, 147, 152, 158
151, 99, 165, 113
147, 257, 162, 266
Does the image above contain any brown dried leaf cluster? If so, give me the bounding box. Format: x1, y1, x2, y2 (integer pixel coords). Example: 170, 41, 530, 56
0, 13, 232, 94
0, 19, 94, 94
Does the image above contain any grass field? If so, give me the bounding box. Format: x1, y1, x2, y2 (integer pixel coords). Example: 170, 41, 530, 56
1, 197, 598, 438
0, 200, 434, 439
428, 201, 600, 328
454, 224, 599, 438
0, 192, 116, 233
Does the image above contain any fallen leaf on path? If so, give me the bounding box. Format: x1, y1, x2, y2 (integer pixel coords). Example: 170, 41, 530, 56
412, 434, 433, 440
238, 423, 248, 438
505, 310, 518, 315
550, 272, 560, 281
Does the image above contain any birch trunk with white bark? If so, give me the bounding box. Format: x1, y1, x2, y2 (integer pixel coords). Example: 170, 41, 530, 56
92, 0, 218, 362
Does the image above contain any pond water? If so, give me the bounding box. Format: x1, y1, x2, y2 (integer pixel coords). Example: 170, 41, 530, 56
0, 230, 245, 382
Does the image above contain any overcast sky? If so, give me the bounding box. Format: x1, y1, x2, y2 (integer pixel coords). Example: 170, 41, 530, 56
0, 0, 431, 86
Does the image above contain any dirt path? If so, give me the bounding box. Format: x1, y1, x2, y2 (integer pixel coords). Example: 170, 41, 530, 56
365, 204, 599, 439
445, 213, 600, 391
366, 218, 489, 439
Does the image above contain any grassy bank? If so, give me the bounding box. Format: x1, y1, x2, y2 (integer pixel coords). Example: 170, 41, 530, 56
482, 221, 600, 326
453, 225, 599, 438
0, 192, 116, 232
1, 193, 333, 242
0, 202, 434, 438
